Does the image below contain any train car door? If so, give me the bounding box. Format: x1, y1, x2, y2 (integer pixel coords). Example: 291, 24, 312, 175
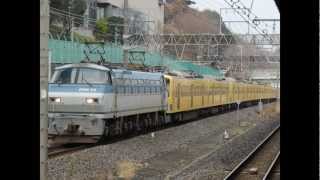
177, 83, 181, 110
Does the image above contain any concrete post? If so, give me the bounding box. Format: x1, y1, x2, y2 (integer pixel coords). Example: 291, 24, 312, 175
40, 0, 49, 179
123, 0, 129, 67
236, 101, 240, 126
123, 49, 129, 67
48, 50, 51, 80
258, 99, 263, 113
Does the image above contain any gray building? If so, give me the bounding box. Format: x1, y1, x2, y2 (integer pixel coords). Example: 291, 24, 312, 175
85, 0, 165, 34
250, 68, 280, 89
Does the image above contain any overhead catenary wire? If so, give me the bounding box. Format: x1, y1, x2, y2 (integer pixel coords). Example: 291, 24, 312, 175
249, 0, 255, 11
198, 1, 276, 69
202, 0, 276, 39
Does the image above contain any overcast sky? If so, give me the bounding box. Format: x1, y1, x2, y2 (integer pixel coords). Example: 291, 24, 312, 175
190, 0, 280, 34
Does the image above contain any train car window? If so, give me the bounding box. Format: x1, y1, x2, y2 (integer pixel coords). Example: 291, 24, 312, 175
181, 86, 185, 96
150, 87, 153, 94
116, 79, 122, 85
125, 87, 130, 95
118, 86, 124, 94
181, 86, 184, 96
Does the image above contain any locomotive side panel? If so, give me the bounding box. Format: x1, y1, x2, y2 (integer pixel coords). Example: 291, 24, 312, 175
112, 70, 165, 117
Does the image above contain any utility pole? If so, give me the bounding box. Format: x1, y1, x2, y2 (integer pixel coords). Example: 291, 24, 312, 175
219, 8, 222, 34
115, 27, 118, 45
40, 0, 49, 179
240, 45, 243, 72
123, 0, 129, 67
68, 4, 74, 42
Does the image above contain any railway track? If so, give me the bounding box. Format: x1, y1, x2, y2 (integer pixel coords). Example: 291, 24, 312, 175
48, 102, 278, 160
48, 145, 92, 158
46, 104, 252, 159
223, 125, 280, 180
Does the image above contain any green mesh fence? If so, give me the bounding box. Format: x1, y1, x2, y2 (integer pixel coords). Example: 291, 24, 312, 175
48, 39, 224, 78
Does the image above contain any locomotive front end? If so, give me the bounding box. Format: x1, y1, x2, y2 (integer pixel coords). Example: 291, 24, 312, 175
48, 64, 114, 144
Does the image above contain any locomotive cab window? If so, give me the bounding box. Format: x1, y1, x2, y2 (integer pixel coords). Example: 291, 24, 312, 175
77, 68, 110, 84
51, 67, 77, 84
51, 67, 111, 85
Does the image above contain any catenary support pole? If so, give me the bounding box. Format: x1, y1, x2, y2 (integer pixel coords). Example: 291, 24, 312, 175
40, 0, 49, 179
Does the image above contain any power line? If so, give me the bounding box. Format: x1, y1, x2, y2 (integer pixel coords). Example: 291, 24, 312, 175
210, 0, 277, 41
249, 0, 255, 10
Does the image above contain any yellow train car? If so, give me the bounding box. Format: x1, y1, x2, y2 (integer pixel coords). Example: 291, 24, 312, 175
164, 75, 277, 115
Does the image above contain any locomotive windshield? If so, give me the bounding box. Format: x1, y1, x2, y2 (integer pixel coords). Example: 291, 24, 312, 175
51, 67, 110, 84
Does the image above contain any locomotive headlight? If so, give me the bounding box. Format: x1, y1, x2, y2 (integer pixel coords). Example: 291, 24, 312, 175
50, 97, 61, 103
55, 97, 61, 103
86, 98, 98, 104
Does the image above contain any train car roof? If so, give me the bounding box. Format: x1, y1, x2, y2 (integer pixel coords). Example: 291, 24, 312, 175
55, 63, 110, 71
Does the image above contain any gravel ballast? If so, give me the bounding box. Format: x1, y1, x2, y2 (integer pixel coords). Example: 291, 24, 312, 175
48, 102, 280, 180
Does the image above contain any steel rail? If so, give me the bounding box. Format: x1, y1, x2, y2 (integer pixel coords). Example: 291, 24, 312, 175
223, 124, 280, 180
262, 151, 280, 180
48, 145, 91, 158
